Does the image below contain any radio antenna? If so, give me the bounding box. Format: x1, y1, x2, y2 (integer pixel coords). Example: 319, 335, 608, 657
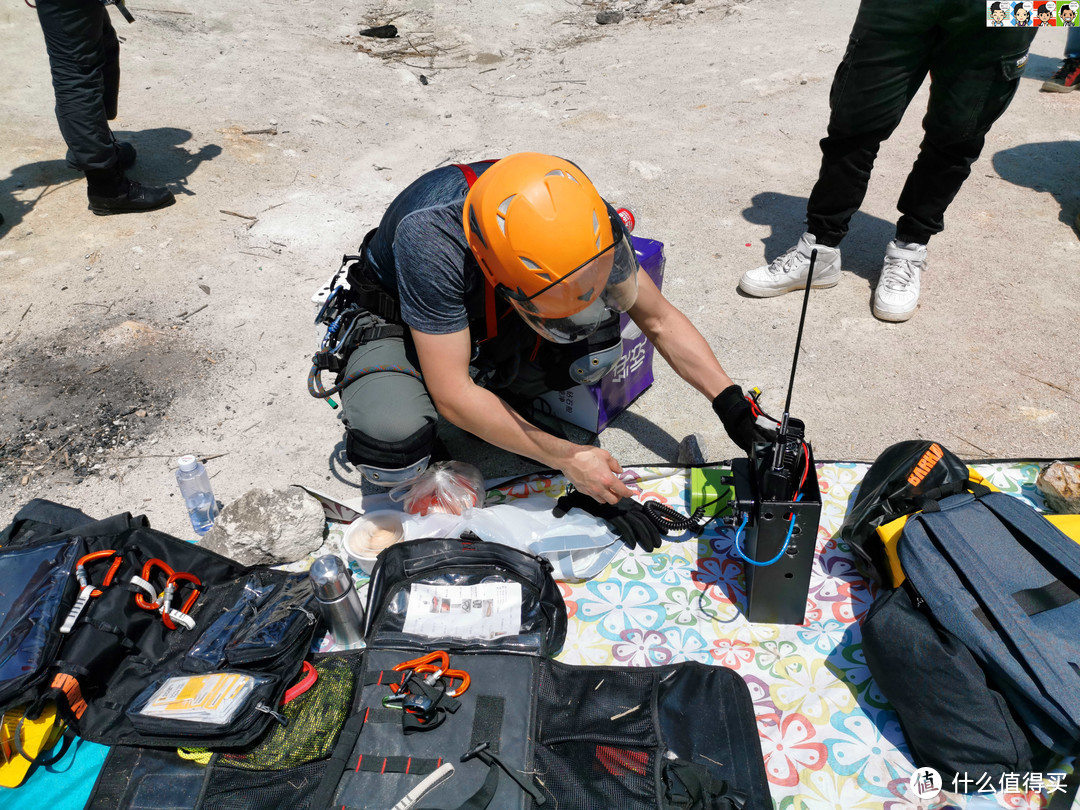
781, 249, 816, 422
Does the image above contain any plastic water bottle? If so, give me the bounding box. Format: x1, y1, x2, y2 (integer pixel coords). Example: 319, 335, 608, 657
175, 455, 218, 534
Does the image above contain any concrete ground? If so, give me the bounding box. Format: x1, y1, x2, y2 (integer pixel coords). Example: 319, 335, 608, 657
1, 0, 1078, 537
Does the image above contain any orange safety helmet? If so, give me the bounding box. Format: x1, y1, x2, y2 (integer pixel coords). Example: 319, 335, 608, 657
463, 153, 639, 343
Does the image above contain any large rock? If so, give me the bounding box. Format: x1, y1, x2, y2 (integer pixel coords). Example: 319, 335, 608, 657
200, 486, 326, 565
1036, 461, 1080, 515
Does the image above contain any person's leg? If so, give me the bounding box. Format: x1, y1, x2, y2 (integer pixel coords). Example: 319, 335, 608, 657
894, 21, 1036, 244
338, 335, 440, 485
37, 1, 171, 212
1068, 25, 1080, 58
873, 12, 1035, 321
741, 0, 935, 298
101, 10, 119, 121
36, 0, 116, 173
806, 0, 937, 247
1042, 25, 1080, 91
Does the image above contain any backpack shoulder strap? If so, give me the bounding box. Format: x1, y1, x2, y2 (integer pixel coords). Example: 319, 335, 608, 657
453, 161, 502, 342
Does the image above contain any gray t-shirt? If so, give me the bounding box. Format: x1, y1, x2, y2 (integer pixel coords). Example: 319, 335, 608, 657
366, 164, 491, 335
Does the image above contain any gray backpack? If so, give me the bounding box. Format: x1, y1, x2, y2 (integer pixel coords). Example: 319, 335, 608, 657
898, 490, 1080, 752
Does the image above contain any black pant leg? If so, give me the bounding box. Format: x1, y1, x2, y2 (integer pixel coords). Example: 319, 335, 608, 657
36, 0, 118, 172
894, 7, 1036, 244
805, 0, 934, 247
102, 10, 120, 121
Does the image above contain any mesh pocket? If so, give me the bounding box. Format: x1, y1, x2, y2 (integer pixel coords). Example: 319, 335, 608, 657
538, 663, 657, 746
535, 741, 656, 810
218, 658, 356, 770
202, 760, 327, 810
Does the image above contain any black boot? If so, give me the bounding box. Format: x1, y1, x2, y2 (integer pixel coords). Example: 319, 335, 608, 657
86, 166, 174, 215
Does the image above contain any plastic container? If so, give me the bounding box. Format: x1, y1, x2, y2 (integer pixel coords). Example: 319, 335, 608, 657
342, 511, 405, 573
175, 455, 219, 535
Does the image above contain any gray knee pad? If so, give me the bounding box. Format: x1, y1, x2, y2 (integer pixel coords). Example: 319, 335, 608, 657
338, 336, 438, 485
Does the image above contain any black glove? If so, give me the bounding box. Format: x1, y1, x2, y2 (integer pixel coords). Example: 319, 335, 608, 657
712, 384, 777, 454
553, 490, 663, 552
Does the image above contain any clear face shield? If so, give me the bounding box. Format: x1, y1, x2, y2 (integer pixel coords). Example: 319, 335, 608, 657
503, 222, 639, 345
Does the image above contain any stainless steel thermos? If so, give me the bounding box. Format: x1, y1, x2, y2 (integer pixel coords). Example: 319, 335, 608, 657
308, 554, 365, 648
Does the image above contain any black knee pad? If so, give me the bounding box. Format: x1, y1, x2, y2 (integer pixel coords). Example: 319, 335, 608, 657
344, 418, 437, 485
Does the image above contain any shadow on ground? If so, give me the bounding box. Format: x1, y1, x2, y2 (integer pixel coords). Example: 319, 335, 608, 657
0, 127, 221, 237
741, 191, 899, 286
1020, 52, 1070, 82
992, 139, 1080, 229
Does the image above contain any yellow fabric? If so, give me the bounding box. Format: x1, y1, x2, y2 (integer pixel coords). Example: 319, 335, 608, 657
0, 704, 64, 788
877, 470, 1080, 587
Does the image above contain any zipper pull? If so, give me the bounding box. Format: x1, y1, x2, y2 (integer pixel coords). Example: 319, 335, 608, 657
256, 703, 288, 727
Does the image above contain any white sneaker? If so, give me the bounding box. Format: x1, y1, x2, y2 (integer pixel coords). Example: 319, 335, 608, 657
739, 232, 842, 298
873, 240, 926, 322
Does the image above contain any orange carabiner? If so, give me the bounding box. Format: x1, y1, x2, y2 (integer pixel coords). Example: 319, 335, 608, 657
135, 558, 175, 610
392, 651, 449, 673
75, 550, 123, 598
161, 571, 202, 630
413, 663, 471, 698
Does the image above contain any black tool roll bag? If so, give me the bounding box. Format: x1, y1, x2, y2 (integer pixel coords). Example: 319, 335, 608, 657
0, 499, 321, 749
318, 538, 770, 810
85, 651, 367, 810
321, 653, 770, 810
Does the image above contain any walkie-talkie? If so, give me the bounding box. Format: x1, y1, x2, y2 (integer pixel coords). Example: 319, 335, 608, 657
731, 250, 823, 624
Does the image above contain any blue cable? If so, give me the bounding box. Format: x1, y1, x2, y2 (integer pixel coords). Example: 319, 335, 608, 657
732, 510, 798, 567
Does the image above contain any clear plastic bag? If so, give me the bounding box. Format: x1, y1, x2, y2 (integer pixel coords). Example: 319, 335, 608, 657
224, 574, 317, 665
184, 574, 276, 672
460, 500, 622, 582
389, 461, 485, 516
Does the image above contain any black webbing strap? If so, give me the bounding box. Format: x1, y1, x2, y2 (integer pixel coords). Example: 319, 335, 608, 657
11, 721, 73, 768
360, 705, 401, 725
415, 696, 510, 810
351, 754, 445, 776
364, 669, 410, 688
468, 696, 505, 754
309, 710, 366, 809
919, 480, 992, 514
1012, 580, 1079, 616
972, 579, 1079, 630
434, 764, 500, 810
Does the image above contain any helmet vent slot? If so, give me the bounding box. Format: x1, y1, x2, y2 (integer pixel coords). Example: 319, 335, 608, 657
521, 257, 542, 272
496, 195, 515, 236
468, 207, 486, 247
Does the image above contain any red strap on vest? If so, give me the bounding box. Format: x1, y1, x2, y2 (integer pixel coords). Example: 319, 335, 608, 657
454, 160, 501, 341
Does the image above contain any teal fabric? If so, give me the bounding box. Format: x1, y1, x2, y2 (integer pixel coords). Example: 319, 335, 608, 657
10, 737, 109, 809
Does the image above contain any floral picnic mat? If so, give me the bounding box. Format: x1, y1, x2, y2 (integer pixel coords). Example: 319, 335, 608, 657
483, 461, 1077, 810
